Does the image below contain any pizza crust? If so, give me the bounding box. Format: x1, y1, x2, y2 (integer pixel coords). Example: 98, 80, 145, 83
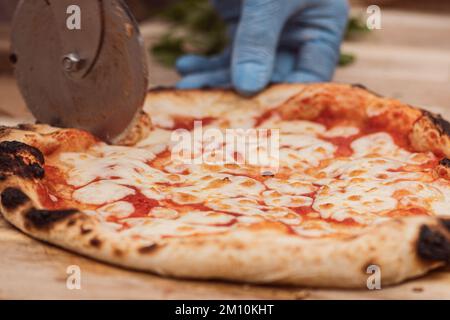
113, 111, 153, 146
411, 111, 450, 158
436, 158, 450, 180
1, 177, 449, 287
1, 83, 450, 288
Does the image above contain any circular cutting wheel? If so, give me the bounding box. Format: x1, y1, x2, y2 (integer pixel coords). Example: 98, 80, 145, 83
11, 0, 149, 142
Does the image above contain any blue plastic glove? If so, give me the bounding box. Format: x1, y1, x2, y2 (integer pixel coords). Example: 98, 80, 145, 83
176, 0, 349, 95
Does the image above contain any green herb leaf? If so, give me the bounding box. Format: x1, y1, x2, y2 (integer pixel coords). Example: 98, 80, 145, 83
151, 35, 185, 67
152, 0, 368, 68
339, 52, 356, 66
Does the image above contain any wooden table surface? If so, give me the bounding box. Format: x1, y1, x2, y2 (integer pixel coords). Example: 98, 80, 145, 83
1, 8, 450, 299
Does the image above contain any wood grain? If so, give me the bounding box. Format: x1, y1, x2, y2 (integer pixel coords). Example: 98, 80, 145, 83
0, 8, 450, 299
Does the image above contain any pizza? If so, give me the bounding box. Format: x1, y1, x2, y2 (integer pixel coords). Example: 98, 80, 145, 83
1, 83, 449, 288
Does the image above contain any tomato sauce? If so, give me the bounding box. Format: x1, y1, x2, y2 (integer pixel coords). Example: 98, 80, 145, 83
322, 136, 356, 157
122, 188, 159, 217
171, 116, 216, 131
36, 184, 61, 209
384, 207, 430, 217
254, 109, 276, 127
291, 206, 315, 215
37, 165, 74, 209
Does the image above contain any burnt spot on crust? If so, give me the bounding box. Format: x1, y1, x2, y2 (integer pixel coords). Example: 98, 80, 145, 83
25, 208, 78, 230
361, 261, 379, 275
89, 237, 102, 248
149, 86, 218, 93
0, 141, 44, 163
80, 226, 93, 235
417, 225, 450, 262
440, 219, 450, 232
436, 158, 450, 180
423, 111, 450, 136
0, 126, 12, 139
148, 86, 231, 94
113, 248, 124, 257
0, 141, 45, 180
351, 84, 382, 97
15, 124, 36, 131
138, 244, 162, 254
351, 83, 367, 90
148, 86, 175, 93
1, 187, 29, 210
440, 158, 450, 167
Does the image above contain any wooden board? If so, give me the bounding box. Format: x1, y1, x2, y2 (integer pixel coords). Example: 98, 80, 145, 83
1, 217, 450, 300
1, 8, 450, 299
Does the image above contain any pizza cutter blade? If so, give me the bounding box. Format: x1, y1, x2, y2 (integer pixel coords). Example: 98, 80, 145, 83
10, 0, 149, 143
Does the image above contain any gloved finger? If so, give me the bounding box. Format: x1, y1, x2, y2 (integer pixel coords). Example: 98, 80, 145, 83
271, 50, 296, 83
211, 0, 241, 23
176, 51, 230, 76
176, 69, 231, 89
282, 0, 349, 82
231, 0, 290, 95
290, 38, 341, 82
285, 70, 325, 83
279, 0, 350, 49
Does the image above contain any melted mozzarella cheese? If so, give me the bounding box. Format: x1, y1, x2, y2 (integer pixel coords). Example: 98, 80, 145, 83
259, 118, 326, 135
60, 144, 159, 187
179, 211, 235, 225
98, 201, 135, 219
120, 218, 228, 238
73, 181, 135, 205
313, 179, 398, 223
280, 134, 330, 149
430, 180, 450, 216
279, 143, 336, 167
53, 103, 450, 239
137, 128, 173, 148
150, 207, 179, 219
351, 132, 410, 160
264, 178, 316, 195
206, 197, 266, 216
262, 190, 313, 207
171, 173, 265, 204
322, 126, 360, 138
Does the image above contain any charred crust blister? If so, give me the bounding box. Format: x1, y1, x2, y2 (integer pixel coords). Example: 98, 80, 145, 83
113, 248, 124, 257
439, 158, 450, 167
25, 208, 78, 230
89, 237, 102, 247
0, 141, 44, 163
1, 187, 29, 210
440, 219, 450, 232
15, 124, 35, 131
138, 244, 161, 254
149, 86, 228, 94
351, 83, 368, 90
423, 111, 450, 136
417, 225, 450, 262
0, 141, 45, 180
80, 226, 93, 235
148, 86, 174, 93
350, 83, 382, 97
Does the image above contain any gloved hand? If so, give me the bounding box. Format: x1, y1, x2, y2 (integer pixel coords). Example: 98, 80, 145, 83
176, 0, 349, 96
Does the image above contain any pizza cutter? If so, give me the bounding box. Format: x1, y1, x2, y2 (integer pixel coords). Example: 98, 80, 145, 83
10, 0, 149, 143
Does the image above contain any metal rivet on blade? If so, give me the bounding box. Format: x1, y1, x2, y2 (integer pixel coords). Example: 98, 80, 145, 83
62, 53, 81, 72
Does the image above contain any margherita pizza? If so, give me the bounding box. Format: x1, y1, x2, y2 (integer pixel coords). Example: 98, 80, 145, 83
1, 83, 449, 288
